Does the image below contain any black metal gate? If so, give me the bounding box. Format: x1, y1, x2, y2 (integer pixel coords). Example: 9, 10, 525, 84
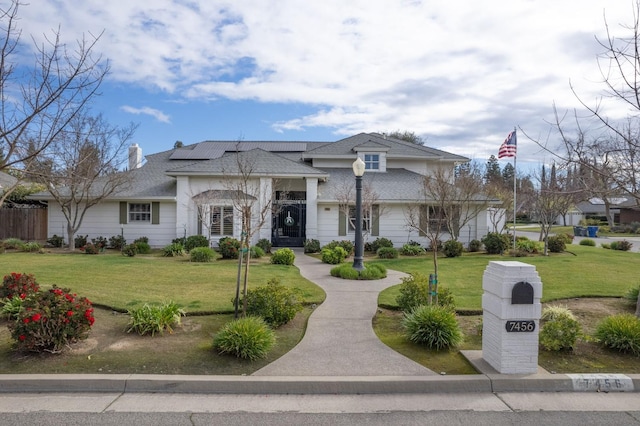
272, 201, 306, 247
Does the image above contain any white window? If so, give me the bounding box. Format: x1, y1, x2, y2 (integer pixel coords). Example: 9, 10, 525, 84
364, 154, 380, 170
210, 206, 234, 236
129, 203, 151, 222
348, 206, 371, 233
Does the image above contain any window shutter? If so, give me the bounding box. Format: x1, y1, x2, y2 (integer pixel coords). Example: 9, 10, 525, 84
119, 202, 127, 224
419, 205, 427, 237
152, 202, 160, 224
338, 210, 346, 236
371, 205, 379, 236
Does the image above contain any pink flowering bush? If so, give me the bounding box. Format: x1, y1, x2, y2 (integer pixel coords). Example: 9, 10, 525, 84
1, 272, 39, 300
8, 285, 95, 353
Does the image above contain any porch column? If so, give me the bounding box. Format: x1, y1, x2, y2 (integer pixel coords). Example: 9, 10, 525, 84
306, 177, 318, 240
175, 176, 190, 239
259, 177, 273, 242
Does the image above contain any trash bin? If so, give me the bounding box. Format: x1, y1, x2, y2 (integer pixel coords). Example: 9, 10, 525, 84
573, 226, 587, 237
587, 226, 599, 238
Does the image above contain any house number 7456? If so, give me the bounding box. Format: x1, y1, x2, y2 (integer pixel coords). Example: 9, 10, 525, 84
505, 320, 535, 332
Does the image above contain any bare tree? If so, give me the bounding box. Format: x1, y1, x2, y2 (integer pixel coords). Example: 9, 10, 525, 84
30, 113, 137, 250
334, 177, 385, 246
221, 148, 280, 318
0, 1, 107, 205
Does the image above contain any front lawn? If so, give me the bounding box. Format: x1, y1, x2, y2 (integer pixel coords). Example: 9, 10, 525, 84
377, 244, 640, 311
0, 250, 325, 313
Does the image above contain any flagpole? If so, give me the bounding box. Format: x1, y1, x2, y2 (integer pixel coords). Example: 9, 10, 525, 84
512, 127, 517, 250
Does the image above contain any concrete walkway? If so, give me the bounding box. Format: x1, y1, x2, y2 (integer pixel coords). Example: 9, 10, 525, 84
253, 250, 436, 377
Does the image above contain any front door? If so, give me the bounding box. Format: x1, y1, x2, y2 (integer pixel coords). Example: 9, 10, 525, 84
272, 200, 306, 247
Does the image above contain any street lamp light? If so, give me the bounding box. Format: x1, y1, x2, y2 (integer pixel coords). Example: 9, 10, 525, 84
352, 157, 365, 271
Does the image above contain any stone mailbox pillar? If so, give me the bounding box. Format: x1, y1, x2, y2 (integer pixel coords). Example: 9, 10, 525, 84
482, 261, 542, 374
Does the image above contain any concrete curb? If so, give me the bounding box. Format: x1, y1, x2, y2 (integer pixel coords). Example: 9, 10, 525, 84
0, 374, 638, 394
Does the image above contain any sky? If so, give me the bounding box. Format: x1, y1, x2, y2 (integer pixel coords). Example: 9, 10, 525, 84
12, 0, 635, 172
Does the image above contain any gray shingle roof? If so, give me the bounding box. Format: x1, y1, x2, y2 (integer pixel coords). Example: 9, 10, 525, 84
166, 148, 328, 177
0, 172, 18, 190
316, 168, 427, 202
170, 141, 329, 160
305, 132, 469, 162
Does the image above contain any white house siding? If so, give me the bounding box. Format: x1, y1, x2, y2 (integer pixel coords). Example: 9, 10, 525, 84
316, 203, 340, 246
47, 200, 177, 248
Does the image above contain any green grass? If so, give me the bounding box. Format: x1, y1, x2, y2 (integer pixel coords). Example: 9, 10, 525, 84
0, 250, 325, 313
377, 244, 640, 311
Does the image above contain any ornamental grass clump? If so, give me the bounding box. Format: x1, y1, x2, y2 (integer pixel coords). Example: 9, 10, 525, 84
594, 314, 640, 356
8, 285, 95, 353
126, 301, 186, 336
402, 304, 463, 350
213, 316, 276, 360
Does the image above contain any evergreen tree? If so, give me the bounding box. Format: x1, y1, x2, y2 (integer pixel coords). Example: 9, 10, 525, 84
485, 155, 502, 185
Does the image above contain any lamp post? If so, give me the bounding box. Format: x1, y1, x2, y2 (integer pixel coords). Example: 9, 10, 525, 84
352, 157, 365, 271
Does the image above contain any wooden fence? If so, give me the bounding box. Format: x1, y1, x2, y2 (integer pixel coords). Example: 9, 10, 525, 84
0, 206, 48, 241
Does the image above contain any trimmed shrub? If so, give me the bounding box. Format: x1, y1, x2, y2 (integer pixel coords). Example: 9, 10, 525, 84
579, 238, 596, 246
271, 248, 295, 265
213, 316, 276, 360
547, 235, 566, 253
82, 243, 101, 254
256, 238, 272, 254
468, 239, 482, 252
321, 246, 348, 264
126, 301, 185, 336
358, 263, 387, 280
218, 237, 241, 259
1, 272, 39, 300
368, 237, 393, 252
8, 286, 95, 353
540, 306, 581, 351
482, 232, 510, 254
162, 243, 185, 257
396, 274, 430, 312
46, 235, 64, 248
134, 241, 151, 254
134, 236, 149, 244
427, 239, 443, 252
185, 235, 209, 252
323, 240, 354, 255
250, 246, 265, 259
402, 304, 463, 350
443, 240, 464, 258
330, 263, 360, 280
330, 263, 387, 280
74, 234, 88, 248
303, 239, 321, 253
109, 235, 126, 250
122, 244, 137, 257
20, 242, 42, 253
241, 278, 303, 327
377, 246, 398, 259
91, 237, 108, 250
400, 244, 425, 256
190, 246, 215, 262
594, 314, 640, 356
516, 239, 540, 254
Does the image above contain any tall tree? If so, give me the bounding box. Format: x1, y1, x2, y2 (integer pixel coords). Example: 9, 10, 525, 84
30, 113, 137, 250
385, 130, 425, 145
0, 1, 107, 206
484, 155, 502, 186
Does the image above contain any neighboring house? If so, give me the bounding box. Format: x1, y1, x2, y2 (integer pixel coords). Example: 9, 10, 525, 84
558, 197, 629, 226
33, 133, 498, 248
0, 171, 18, 196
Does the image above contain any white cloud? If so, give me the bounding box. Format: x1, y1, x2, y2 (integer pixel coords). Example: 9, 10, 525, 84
14, 1, 637, 162
120, 106, 171, 123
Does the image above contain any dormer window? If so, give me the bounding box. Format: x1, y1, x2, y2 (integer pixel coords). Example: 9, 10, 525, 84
364, 154, 380, 170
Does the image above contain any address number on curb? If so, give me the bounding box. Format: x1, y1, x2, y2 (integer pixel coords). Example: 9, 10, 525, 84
505, 320, 535, 332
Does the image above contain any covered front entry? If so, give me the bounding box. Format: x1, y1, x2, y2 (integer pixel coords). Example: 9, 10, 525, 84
272, 197, 306, 247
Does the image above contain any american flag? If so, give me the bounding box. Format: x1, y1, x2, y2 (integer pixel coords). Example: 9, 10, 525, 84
498, 130, 517, 159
